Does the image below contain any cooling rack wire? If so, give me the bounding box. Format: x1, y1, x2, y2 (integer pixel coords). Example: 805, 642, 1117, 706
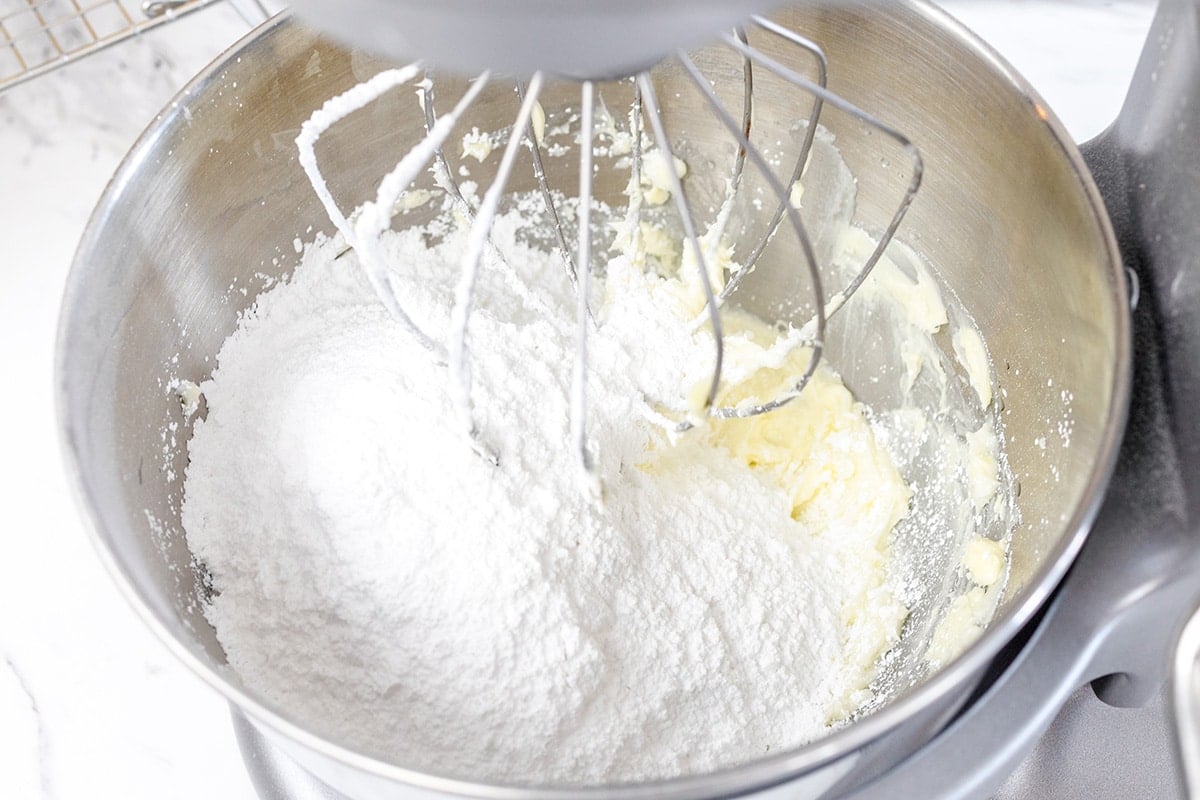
0, 0, 268, 91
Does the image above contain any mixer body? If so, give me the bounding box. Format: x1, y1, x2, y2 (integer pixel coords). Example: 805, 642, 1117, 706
286, 0, 784, 78
58, 2, 1136, 797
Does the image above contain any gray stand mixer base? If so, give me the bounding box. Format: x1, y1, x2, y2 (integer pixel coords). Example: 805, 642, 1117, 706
992, 684, 1180, 800
230, 683, 1182, 800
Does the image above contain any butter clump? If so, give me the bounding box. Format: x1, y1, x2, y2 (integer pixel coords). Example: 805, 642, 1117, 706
963, 537, 1006, 587
699, 313, 912, 716
927, 587, 992, 668
641, 149, 688, 205
953, 327, 993, 409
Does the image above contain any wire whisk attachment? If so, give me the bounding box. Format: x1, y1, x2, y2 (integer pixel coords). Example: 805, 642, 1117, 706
296, 14, 923, 485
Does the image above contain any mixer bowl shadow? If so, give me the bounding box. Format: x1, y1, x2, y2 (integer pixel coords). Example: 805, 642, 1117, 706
57, 4, 1128, 798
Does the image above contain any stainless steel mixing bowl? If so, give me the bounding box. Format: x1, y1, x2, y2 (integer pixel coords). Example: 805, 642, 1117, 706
58, 2, 1130, 798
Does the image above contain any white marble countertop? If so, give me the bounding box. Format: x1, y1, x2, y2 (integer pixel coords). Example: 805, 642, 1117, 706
0, 2, 1164, 798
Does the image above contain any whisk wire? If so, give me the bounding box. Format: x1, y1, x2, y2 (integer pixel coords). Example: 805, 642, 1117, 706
679, 52, 826, 419
296, 62, 455, 355
621, 84, 645, 259
420, 74, 479, 222
354, 71, 494, 357
637, 72, 725, 415
719, 29, 828, 302
423, 75, 566, 327
518, 79, 582, 293
297, 64, 422, 247
447, 71, 546, 465
728, 21, 924, 315
571, 81, 597, 479
727, 28, 753, 196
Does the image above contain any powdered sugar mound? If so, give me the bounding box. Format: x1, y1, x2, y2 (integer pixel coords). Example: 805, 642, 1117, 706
182, 210, 908, 784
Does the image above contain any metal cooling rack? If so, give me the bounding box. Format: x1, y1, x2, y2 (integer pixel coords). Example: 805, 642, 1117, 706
0, 0, 268, 91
